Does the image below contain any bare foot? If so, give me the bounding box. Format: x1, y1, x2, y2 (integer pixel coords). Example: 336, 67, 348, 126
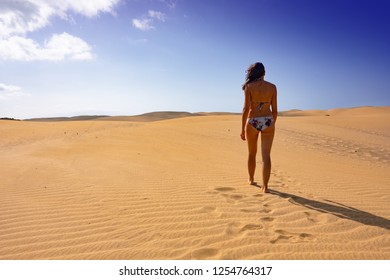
261, 185, 269, 193
248, 179, 256, 185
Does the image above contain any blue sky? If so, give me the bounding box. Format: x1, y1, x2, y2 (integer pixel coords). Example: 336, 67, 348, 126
1, 0, 389, 119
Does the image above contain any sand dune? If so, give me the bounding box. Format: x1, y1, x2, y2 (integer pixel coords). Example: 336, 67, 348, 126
23, 111, 240, 123
1, 107, 389, 259
99, 111, 202, 122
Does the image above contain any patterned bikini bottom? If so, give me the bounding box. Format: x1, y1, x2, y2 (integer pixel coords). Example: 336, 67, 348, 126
247, 116, 274, 131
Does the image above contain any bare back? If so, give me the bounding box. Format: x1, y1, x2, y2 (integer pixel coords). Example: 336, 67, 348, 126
245, 80, 277, 119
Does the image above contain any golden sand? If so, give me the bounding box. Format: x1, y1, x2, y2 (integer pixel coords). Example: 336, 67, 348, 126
0, 107, 389, 259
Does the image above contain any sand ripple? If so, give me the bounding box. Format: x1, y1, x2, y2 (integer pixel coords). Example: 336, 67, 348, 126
1, 107, 390, 259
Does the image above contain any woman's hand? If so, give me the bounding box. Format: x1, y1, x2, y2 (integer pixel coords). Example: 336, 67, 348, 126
240, 131, 246, 141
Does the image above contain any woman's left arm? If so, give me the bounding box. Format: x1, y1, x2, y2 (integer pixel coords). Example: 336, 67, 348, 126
271, 85, 278, 124
241, 88, 251, 140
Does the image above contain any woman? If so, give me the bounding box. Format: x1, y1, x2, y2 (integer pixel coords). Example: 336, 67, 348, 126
241, 62, 278, 193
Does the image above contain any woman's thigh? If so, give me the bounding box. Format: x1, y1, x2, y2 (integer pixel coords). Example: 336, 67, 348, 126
245, 123, 259, 154
261, 126, 275, 158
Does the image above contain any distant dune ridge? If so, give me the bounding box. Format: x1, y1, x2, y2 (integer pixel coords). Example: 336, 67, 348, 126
20, 111, 240, 122
14, 106, 388, 122
0, 106, 390, 259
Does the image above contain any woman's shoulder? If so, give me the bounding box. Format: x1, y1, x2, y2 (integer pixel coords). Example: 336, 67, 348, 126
247, 80, 276, 88
264, 80, 276, 88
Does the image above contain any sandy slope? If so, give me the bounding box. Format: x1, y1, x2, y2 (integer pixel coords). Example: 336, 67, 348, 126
0, 107, 389, 259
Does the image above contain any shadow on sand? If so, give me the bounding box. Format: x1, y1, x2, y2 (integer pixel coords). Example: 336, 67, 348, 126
267, 188, 390, 231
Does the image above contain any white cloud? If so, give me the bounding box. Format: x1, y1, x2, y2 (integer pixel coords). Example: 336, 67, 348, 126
0, 32, 93, 61
0, 0, 120, 61
148, 10, 166, 22
55, 0, 120, 18
0, 0, 52, 38
44, 32, 93, 61
0, 83, 21, 92
132, 18, 154, 31
0, 83, 27, 99
132, 9, 167, 31
0, 0, 120, 37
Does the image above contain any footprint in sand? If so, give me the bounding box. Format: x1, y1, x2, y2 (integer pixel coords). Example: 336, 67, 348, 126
270, 229, 314, 244
191, 248, 219, 259
304, 211, 319, 223
259, 203, 272, 214
225, 194, 247, 205
215, 187, 235, 192
225, 222, 242, 235
214, 187, 247, 204
240, 224, 263, 232
198, 206, 222, 218
261, 217, 274, 223
230, 194, 244, 200
239, 200, 273, 214
199, 206, 216, 214
240, 208, 258, 213
259, 208, 272, 214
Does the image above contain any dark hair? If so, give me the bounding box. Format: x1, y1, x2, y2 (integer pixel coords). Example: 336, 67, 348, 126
242, 62, 265, 90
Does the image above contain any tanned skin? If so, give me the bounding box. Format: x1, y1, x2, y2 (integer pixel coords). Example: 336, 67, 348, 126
241, 74, 278, 193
